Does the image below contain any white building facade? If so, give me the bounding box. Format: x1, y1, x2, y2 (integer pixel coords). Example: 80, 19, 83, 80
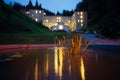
26, 9, 87, 32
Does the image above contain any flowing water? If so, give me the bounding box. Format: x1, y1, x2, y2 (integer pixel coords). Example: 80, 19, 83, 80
0, 45, 120, 80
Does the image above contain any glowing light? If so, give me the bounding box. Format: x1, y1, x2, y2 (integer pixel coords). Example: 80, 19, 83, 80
26, 11, 29, 15
81, 19, 83, 22
45, 53, 49, 76
55, 23, 58, 26
44, 12, 46, 15
68, 20, 70, 23
59, 25, 63, 30
34, 58, 38, 80
39, 10, 41, 13
35, 18, 38, 22
46, 19, 48, 22
80, 57, 85, 80
77, 12, 80, 15
80, 12, 83, 15
80, 16, 83, 18
54, 49, 58, 74
81, 24, 83, 27
78, 20, 80, 22
35, 10, 38, 13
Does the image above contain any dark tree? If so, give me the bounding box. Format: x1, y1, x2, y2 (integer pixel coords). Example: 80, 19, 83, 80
26, 0, 33, 9
56, 11, 62, 16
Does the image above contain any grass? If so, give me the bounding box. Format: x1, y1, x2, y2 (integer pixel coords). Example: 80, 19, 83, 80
0, 32, 68, 44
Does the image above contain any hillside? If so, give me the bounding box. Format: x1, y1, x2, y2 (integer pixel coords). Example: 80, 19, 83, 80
0, 3, 49, 33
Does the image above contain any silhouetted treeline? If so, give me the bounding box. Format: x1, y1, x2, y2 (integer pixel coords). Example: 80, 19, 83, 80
75, 0, 120, 38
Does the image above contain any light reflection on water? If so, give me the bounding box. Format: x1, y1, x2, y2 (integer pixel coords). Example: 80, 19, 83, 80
0, 46, 120, 80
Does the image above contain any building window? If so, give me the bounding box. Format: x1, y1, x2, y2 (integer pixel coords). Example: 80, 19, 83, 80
81, 19, 83, 22
78, 20, 80, 22
59, 25, 63, 30
54, 23, 57, 26
57, 17, 62, 22
35, 10, 38, 14
80, 15, 83, 18
39, 10, 41, 13
35, 18, 38, 22
81, 24, 83, 27
46, 19, 48, 22
68, 20, 70, 23
77, 12, 79, 15
44, 12, 46, 15
80, 12, 83, 15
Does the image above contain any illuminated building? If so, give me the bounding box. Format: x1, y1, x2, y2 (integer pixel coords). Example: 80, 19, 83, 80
25, 10, 87, 32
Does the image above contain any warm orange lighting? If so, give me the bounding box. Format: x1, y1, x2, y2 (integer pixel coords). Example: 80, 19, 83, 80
80, 12, 83, 15
46, 19, 48, 22
68, 20, 70, 23
80, 15, 83, 18
34, 58, 38, 80
80, 57, 85, 80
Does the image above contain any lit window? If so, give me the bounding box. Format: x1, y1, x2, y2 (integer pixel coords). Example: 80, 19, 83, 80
44, 13, 46, 15
36, 10, 38, 13
59, 25, 63, 30
55, 23, 57, 26
46, 20, 48, 22
81, 19, 83, 22
77, 12, 79, 15
81, 24, 83, 27
59, 17, 61, 19
80, 16, 83, 18
35, 18, 38, 22
26, 11, 29, 15
80, 12, 83, 15
78, 20, 80, 22
39, 10, 41, 13
68, 20, 70, 23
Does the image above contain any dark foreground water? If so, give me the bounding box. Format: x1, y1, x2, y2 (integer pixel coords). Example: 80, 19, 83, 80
0, 45, 120, 80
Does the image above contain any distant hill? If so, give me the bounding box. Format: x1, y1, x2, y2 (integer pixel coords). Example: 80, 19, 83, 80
0, 3, 49, 33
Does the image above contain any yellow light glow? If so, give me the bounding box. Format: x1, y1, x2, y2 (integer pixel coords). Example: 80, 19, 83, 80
55, 23, 58, 26
80, 12, 83, 15
80, 57, 85, 80
34, 58, 38, 80
77, 12, 80, 15
35, 10, 38, 13
81, 19, 83, 22
68, 20, 70, 23
35, 18, 38, 22
54, 49, 58, 74
45, 53, 49, 76
59, 25, 63, 30
78, 20, 80, 22
46, 20, 48, 22
80, 16, 83, 18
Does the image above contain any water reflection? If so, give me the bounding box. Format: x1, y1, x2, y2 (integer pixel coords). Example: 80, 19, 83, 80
1, 46, 120, 80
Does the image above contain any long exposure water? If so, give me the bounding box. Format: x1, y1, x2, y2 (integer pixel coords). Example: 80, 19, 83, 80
0, 45, 120, 80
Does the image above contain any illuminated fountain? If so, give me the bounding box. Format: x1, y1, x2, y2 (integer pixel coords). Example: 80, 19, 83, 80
56, 32, 92, 55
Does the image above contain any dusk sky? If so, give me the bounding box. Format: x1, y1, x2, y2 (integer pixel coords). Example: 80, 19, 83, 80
4, 0, 82, 13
